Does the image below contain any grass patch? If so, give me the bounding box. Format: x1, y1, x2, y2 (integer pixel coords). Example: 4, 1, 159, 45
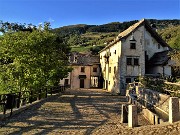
71, 45, 92, 52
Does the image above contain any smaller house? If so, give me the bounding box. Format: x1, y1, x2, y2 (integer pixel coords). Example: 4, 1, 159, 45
147, 50, 172, 76
60, 52, 102, 89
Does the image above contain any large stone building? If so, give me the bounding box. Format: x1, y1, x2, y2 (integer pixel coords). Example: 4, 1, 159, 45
99, 19, 172, 95
60, 52, 102, 89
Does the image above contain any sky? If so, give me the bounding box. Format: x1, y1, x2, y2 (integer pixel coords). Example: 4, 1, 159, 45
0, 0, 180, 28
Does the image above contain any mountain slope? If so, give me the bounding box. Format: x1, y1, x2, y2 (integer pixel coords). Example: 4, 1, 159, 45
52, 19, 180, 53
158, 25, 180, 49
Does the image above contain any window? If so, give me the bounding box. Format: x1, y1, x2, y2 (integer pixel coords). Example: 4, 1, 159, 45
158, 44, 160, 49
114, 66, 116, 74
110, 52, 111, 56
64, 79, 69, 86
130, 43, 136, 49
126, 78, 131, 83
74, 56, 77, 62
127, 57, 139, 66
114, 50, 116, 54
93, 67, 97, 72
109, 67, 111, 73
127, 58, 132, 65
134, 58, 139, 65
81, 67, 85, 72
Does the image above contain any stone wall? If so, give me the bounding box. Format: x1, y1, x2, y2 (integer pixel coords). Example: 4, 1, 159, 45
137, 87, 170, 115
133, 86, 175, 122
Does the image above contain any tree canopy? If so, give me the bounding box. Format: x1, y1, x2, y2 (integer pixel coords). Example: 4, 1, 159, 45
0, 23, 71, 94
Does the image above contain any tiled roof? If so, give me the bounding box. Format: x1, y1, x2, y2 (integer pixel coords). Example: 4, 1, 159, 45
148, 51, 170, 65
99, 19, 170, 53
70, 52, 100, 66
117, 19, 145, 39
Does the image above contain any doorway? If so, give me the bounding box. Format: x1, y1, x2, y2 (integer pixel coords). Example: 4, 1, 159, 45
80, 79, 84, 88
91, 76, 98, 88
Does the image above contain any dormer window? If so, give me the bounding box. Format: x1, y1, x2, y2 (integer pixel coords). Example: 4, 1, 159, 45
74, 56, 77, 63
129, 34, 136, 41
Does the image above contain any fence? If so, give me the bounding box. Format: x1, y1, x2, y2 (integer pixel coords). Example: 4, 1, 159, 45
0, 86, 66, 118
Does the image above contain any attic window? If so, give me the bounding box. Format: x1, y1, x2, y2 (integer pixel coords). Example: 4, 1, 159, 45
93, 67, 97, 72
81, 67, 85, 72
130, 43, 136, 49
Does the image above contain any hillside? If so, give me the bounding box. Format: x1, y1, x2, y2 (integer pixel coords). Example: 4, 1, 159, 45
158, 25, 180, 49
52, 19, 180, 53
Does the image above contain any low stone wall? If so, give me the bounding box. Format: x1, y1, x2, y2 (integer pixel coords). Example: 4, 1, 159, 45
142, 107, 165, 124
128, 84, 180, 124
136, 87, 170, 114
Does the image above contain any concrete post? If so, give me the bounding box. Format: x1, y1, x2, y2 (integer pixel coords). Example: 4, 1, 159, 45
144, 94, 148, 107
128, 105, 138, 128
121, 104, 128, 123
135, 86, 139, 94
169, 97, 180, 123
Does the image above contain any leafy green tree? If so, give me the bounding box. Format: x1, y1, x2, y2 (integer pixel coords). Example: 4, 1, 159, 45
0, 24, 71, 93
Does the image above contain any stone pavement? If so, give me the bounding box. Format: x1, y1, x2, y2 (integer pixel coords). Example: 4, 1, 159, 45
0, 89, 179, 135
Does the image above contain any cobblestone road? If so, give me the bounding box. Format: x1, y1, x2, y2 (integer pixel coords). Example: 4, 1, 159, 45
0, 89, 179, 135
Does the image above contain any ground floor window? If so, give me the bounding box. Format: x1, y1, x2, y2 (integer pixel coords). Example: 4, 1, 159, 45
125, 77, 138, 84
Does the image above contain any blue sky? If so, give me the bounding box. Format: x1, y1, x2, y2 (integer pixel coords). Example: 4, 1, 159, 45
0, 0, 179, 28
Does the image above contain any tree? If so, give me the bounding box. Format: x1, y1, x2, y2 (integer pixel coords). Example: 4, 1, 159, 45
0, 24, 71, 93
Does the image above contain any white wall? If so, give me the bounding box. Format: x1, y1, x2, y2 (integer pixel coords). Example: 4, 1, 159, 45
71, 66, 91, 89
59, 72, 71, 86
99, 41, 121, 93
144, 28, 168, 59
120, 26, 145, 86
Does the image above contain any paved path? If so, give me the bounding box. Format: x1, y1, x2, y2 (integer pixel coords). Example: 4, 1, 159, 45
0, 89, 179, 135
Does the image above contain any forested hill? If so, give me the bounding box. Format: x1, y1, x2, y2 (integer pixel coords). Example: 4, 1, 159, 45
158, 25, 180, 49
53, 19, 179, 35
52, 19, 180, 53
